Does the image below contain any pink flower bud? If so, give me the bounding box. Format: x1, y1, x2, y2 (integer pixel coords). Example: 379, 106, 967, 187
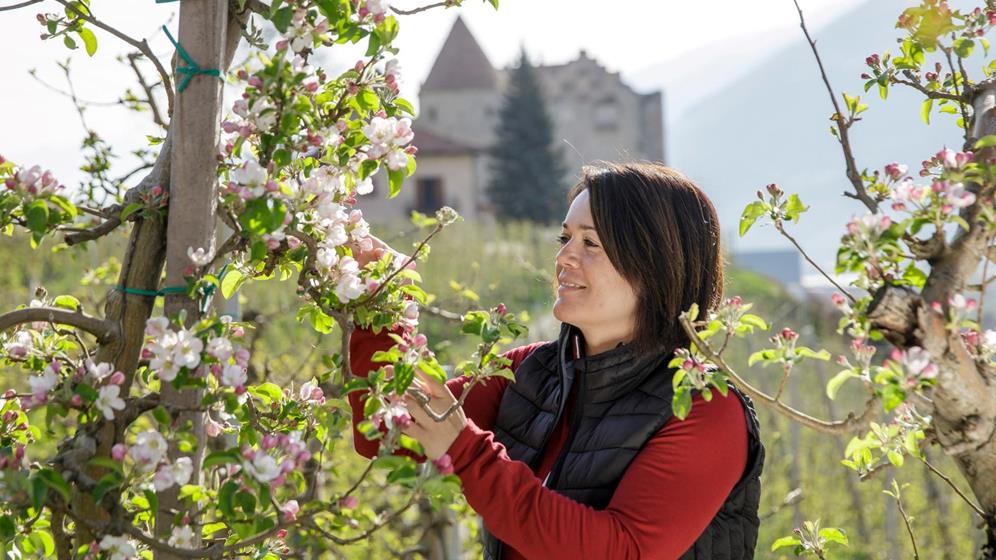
276, 529, 288, 539
270, 473, 286, 488
248, 76, 263, 89
109, 371, 125, 386
111, 443, 127, 461
338, 495, 359, 509
241, 445, 255, 460
780, 327, 798, 341
3, 389, 15, 399
414, 333, 428, 347
14, 445, 25, 461
432, 454, 454, 476
275, 39, 289, 51
262, 434, 278, 450
349, 83, 359, 95
70, 394, 83, 408
496, 303, 508, 316
2, 411, 16, 423
835, 355, 848, 366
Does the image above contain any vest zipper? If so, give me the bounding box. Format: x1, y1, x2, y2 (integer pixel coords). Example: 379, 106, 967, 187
544, 360, 585, 489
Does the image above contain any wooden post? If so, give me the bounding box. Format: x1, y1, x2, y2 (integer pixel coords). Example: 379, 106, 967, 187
156, 0, 228, 554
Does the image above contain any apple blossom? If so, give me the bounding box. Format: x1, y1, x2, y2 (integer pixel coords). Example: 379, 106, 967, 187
129, 430, 168, 473
220, 363, 247, 388
172, 328, 204, 370
86, 360, 114, 381
168, 525, 196, 549
111, 443, 127, 461
244, 452, 281, 483
95, 385, 126, 420
206, 336, 234, 361
891, 346, 938, 381
99, 535, 138, 560
153, 457, 193, 491
3, 331, 33, 359
187, 246, 213, 267
281, 499, 300, 522
28, 367, 58, 399
432, 454, 454, 476
145, 316, 170, 338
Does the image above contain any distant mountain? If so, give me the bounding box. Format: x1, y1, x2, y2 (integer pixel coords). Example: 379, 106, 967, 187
652, 0, 964, 270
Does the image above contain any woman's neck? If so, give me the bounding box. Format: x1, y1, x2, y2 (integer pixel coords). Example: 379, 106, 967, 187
580, 327, 632, 357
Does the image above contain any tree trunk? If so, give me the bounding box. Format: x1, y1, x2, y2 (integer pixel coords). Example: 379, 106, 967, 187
156, 0, 228, 553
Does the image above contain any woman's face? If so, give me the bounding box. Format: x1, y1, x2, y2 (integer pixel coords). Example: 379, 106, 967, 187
552, 189, 639, 351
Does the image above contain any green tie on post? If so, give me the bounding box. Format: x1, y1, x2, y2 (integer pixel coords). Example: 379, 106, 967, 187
161, 25, 222, 92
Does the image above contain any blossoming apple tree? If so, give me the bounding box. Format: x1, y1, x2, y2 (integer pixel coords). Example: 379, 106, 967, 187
672, 1, 996, 556
0, 0, 523, 558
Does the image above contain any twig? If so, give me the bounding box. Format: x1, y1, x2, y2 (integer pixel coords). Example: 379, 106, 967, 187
27, 69, 122, 108
65, 213, 124, 246
889, 480, 920, 560
942, 45, 972, 146
775, 220, 856, 303
921, 456, 985, 517
423, 304, 461, 322
893, 71, 962, 102
0, 306, 118, 343
792, 0, 878, 213
0, 0, 42, 11
680, 313, 878, 434
126, 52, 166, 128
359, 223, 444, 305
53, 0, 175, 116
391, 1, 456, 15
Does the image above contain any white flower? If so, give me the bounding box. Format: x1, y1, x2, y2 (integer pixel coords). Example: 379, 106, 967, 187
17, 165, 42, 187
206, 337, 234, 361
316, 247, 339, 271
3, 331, 33, 359
187, 247, 213, 267
244, 453, 281, 482
86, 360, 115, 381
385, 149, 409, 171
327, 223, 348, 247
385, 59, 401, 82
172, 329, 204, 370
95, 385, 126, 420
367, 0, 389, 16
356, 176, 374, 195
231, 158, 268, 189
220, 363, 247, 388
28, 368, 59, 398
129, 430, 168, 473
944, 182, 976, 209
145, 316, 171, 338
984, 330, 996, 349
363, 116, 395, 145
99, 535, 137, 560
168, 524, 196, 549
153, 457, 193, 491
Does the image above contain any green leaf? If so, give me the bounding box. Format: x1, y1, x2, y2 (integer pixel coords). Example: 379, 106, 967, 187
739, 201, 767, 237
975, 135, 996, 149
417, 357, 448, 384
220, 268, 244, 299
887, 450, 905, 467
37, 469, 70, 502
204, 449, 241, 469
249, 382, 283, 405
795, 347, 831, 361
921, 98, 933, 125
25, 200, 49, 234
748, 349, 775, 367
826, 370, 855, 400
218, 481, 238, 518
771, 536, 801, 551
119, 202, 142, 221
740, 313, 768, 331
77, 27, 97, 56
671, 387, 692, 420
270, 6, 294, 33
953, 37, 975, 58
355, 87, 379, 112
63, 35, 77, 50
29, 532, 54, 557
52, 294, 80, 311
819, 527, 849, 546
30, 474, 48, 511
388, 168, 404, 199
783, 194, 807, 222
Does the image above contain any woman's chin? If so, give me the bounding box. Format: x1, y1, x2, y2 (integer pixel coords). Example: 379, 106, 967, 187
552, 300, 576, 324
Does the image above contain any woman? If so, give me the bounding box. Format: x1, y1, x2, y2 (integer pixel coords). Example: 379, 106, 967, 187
349, 162, 765, 559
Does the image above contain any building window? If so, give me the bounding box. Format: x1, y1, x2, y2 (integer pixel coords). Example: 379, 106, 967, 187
415, 177, 444, 213
594, 97, 619, 130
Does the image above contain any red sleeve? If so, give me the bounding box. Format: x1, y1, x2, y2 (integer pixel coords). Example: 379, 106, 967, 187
347, 326, 544, 457
446, 391, 748, 560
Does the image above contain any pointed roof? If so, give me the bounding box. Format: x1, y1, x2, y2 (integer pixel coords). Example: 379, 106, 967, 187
422, 16, 498, 92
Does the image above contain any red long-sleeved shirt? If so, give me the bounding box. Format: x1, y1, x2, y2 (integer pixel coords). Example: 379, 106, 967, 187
348, 327, 748, 560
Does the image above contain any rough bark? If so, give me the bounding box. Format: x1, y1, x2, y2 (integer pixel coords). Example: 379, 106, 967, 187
866, 79, 996, 558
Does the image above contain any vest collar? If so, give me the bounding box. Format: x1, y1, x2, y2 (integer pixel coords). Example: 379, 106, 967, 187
558, 323, 673, 404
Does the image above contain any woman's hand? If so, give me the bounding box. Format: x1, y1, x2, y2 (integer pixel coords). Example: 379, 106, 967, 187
402, 370, 467, 461
350, 234, 407, 269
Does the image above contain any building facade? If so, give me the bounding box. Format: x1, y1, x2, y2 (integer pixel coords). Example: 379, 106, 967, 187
360, 16, 665, 223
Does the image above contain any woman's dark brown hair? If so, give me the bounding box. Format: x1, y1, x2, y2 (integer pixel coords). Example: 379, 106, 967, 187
568, 162, 724, 355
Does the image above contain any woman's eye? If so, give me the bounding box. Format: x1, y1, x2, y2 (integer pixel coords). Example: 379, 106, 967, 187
584, 238, 599, 248
556, 234, 570, 245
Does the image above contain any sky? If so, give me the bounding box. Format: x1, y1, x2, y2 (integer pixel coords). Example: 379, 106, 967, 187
0, 0, 865, 193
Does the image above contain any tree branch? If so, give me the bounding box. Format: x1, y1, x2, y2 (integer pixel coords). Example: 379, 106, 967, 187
0, 0, 42, 11
0, 307, 118, 344
126, 53, 167, 128
53, 0, 175, 117
893, 71, 962, 102
65, 205, 125, 246
793, 0, 878, 213
391, 1, 457, 15
679, 313, 878, 434
774, 220, 856, 303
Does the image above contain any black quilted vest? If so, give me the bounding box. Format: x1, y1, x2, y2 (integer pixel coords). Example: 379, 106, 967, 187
481, 325, 765, 560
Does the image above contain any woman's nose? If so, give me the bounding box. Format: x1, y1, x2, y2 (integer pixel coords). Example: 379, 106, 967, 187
555, 242, 579, 269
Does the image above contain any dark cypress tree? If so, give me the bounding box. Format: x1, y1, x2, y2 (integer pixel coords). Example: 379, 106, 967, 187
487, 49, 568, 223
